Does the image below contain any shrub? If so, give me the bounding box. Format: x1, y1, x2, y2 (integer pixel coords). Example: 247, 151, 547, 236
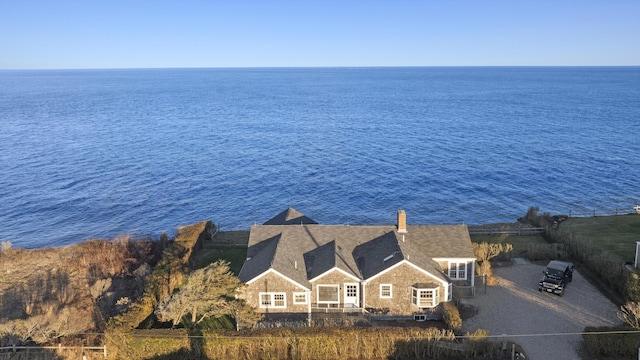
582, 326, 640, 359
442, 302, 462, 333
624, 272, 640, 303
473, 242, 513, 286
473, 242, 513, 262
477, 261, 497, 286
618, 302, 640, 329
526, 243, 568, 261
464, 329, 494, 357
1, 241, 11, 251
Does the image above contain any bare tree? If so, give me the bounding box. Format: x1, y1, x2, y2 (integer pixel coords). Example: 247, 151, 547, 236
155, 260, 258, 328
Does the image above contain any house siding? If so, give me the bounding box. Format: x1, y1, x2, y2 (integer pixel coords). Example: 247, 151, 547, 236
365, 263, 446, 315
241, 271, 309, 314
310, 269, 359, 306
435, 259, 475, 286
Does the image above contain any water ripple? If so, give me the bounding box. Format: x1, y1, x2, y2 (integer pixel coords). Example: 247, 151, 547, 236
1, 67, 639, 247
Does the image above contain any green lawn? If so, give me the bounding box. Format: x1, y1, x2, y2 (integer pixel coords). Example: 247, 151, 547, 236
192, 246, 247, 275
470, 233, 547, 257
558, 214, 640, 262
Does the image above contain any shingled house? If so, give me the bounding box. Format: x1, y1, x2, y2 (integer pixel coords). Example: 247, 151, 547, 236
238, 208, 475, 321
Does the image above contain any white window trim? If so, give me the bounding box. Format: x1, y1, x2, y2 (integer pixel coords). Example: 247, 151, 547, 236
259, 292, 287, 308
316, 284, 340, 305
447, 283, 453, 302
293, 291, 308, 304
448, 261, 467, 280
380, 284, 392, 298
411, 287, 439, 308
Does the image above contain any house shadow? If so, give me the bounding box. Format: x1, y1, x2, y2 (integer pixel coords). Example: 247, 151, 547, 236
143, 328, 209, 360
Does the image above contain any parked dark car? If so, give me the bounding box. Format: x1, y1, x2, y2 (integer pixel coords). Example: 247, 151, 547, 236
538, 260, 574, 296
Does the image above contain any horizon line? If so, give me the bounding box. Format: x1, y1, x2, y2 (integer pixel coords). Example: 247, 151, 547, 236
2, 65, 639, 71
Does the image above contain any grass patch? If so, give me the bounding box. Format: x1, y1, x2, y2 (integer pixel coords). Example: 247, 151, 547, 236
559, 214, 640, 262
470, 233, 547, 257
192, 246, 247, 275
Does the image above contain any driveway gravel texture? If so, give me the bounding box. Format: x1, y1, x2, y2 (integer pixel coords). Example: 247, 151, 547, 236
461, 259, 622, 360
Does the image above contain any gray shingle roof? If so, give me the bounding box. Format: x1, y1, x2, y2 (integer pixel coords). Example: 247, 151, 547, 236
238, 210, 475, 287
263, 207, 318, 225
238, 233, 281, 283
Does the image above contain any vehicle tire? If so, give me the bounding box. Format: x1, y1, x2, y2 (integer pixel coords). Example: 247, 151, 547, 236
559, 289, 564, 297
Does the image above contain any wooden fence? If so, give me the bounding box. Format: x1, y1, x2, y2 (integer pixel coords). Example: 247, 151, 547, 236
568, 206, 640, 218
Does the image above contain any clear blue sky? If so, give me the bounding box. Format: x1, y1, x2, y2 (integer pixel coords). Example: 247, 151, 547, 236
1, 0, 639, 69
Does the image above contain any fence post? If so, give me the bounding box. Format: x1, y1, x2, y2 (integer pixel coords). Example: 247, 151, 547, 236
104, 345, 108, 358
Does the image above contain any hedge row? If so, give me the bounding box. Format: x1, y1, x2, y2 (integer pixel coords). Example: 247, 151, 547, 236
105, 327, 462, 360
582, 326, 640, 359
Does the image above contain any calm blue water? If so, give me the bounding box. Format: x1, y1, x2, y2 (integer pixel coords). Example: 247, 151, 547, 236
1, 67, 639, 248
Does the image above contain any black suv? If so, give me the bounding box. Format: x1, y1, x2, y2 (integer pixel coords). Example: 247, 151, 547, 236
538, 260, 573, 296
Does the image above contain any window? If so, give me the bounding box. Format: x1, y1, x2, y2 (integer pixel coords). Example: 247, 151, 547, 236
448, 261, 467, 280
259, 292, 286, 308
411, 286, 439, 308
293, 292, 308, 304
273, 293, 285, 307
414, 314, 427, 322
447, 283, 453, 302
317, 285, 340, 304
380, 284, 392, 298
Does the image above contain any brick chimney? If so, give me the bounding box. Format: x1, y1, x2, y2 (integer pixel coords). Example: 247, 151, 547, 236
397, 210, 407, 233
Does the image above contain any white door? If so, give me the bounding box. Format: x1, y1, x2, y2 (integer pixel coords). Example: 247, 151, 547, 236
344, 283, 359, 307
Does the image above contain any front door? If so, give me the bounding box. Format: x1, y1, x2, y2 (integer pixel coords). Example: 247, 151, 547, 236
344, 283, 359, 307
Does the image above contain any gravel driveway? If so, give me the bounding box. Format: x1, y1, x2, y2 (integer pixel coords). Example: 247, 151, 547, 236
461, 259, 622, 360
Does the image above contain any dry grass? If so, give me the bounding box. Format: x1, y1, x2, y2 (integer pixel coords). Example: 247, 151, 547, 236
105, 327, 459, 360
470, 233, 546, 257
0, 236, 158, 344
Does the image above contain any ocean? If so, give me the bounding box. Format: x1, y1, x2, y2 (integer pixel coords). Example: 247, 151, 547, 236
1, 67, 639, 248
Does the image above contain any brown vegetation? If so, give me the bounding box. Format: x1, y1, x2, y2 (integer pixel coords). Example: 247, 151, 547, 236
472, 242, 513, 286
0, 236, 159, 344
0, 221, 214, 354
104, 327, 462, 360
